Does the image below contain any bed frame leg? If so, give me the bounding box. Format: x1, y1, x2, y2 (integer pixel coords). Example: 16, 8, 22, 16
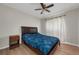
58, 41, 60, 46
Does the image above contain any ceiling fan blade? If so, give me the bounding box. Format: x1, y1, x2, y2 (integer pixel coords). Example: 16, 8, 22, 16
35, 8, 42, 10
46, 4, 54, 8
45, 9, 50, 12
40, 3, 45, 9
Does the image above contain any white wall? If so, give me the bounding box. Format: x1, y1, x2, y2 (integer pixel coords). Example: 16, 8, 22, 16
0, 4, 41, 49
40, 19, 47, 35
77, 9, 79, 45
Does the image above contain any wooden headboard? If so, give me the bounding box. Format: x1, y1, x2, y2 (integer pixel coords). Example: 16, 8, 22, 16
21, 26, 38, 35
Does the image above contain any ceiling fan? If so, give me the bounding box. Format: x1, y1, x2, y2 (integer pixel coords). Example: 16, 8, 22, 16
35, 3, 54, 14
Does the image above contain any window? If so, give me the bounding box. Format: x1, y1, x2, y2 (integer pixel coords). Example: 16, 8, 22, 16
46, 16, 66, 42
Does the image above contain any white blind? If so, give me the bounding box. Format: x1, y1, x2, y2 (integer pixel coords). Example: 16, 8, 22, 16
46, 17, 66, 42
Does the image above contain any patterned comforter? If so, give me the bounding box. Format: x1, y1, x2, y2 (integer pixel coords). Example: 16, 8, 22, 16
22, 33, 59, 55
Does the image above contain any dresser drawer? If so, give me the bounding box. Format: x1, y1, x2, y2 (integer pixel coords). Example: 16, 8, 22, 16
9, 35, 19, 41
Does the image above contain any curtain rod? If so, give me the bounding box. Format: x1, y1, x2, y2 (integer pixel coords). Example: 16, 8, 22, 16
47, 15, 66, 20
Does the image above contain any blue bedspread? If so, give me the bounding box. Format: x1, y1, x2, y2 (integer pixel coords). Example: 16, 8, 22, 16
22, 33, 59, 55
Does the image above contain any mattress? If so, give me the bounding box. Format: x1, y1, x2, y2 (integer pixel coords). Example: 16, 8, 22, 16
22, 33, 59, 54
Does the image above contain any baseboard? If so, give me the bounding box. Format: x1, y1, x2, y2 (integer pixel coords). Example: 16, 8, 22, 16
0, 45, 9, 50
62, 42, 79, 47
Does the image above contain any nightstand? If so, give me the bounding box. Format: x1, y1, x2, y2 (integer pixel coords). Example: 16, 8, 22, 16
9, 35, 19, 49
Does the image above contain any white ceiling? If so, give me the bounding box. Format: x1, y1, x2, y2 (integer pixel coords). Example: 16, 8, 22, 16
2, 3, 79, 19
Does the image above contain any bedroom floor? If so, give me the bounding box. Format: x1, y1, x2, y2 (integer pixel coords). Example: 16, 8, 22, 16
0, 43, 79, 55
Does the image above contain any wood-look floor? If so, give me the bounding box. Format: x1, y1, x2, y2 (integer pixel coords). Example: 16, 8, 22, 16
0, 43, 79, 55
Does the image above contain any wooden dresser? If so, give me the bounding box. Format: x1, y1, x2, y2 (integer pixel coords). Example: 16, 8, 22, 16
9, 35, 19, 49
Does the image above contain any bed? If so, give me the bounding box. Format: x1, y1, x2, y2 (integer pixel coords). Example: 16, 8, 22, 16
21, 26, 60, 55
